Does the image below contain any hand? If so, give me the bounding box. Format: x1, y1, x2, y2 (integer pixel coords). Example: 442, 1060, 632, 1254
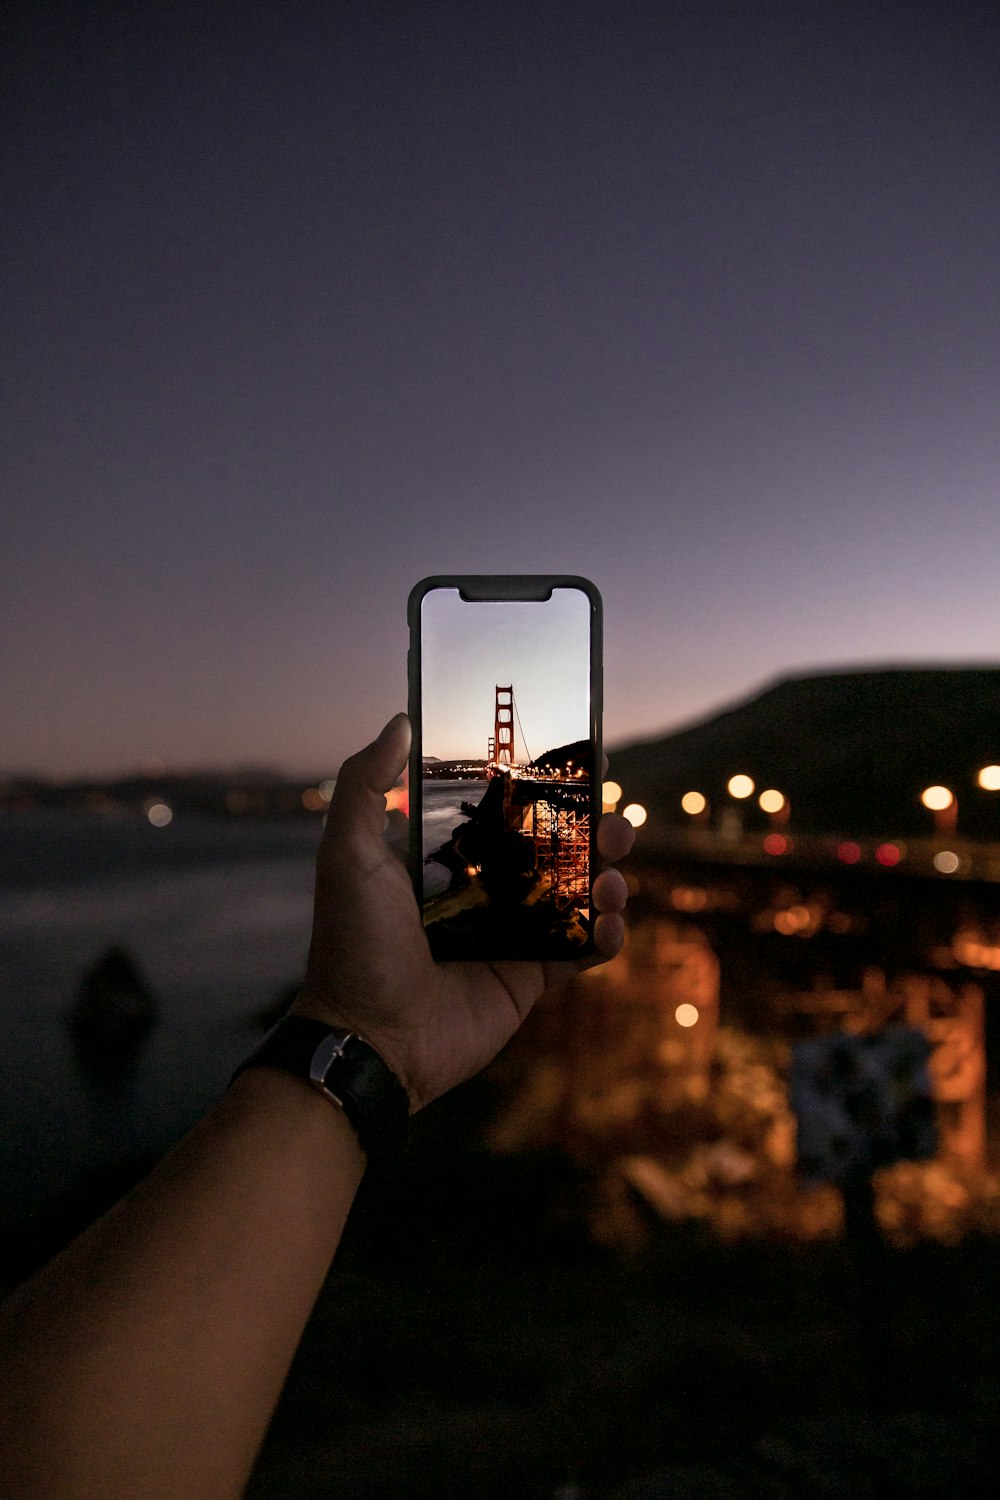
293, 713, 634, 1110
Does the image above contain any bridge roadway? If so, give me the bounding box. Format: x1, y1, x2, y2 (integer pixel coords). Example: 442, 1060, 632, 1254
510, 774, 590, 813
632, 826, 1000, 883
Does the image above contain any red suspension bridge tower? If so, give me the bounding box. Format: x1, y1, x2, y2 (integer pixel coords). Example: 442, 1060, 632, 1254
491, 685, 515, 770
484, 683, 590, 902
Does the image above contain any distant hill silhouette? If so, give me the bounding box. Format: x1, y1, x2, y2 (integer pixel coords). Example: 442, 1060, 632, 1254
608, 668, 1000, 838
530, 739, 590, 774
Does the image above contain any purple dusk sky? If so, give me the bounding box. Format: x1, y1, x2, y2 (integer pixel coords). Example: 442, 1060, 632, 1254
3, 1, 999, 778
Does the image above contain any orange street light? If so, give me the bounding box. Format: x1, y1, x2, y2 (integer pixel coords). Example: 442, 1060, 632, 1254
681, 791, 707, 816
921, 784, 957, 832
978, 765, 1000, 791
759, 786, 790, 828
727, 774, 755, 800
602, 779, 622, 812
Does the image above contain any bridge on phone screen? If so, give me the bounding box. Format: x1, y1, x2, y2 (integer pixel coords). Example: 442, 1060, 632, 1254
486, 684, 591, 900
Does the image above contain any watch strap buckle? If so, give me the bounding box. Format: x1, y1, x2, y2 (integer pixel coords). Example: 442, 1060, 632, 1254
308, 1031, 354, 1107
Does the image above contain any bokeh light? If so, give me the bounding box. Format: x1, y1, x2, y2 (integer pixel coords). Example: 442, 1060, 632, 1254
837, 841, 862, 864
953, 931, 1000, 969
622, 802, 647, 828
602, 780, 622, 807
146, 802, 173, 827
758, 789, 785, 814
763, 833, 788, 855
774, 904, 811, 935
875, 842, 903, 867
978, 765, 1000, 791
933, 850, 961, 874
301, 788, 326, 811
671, 885, 708, 912
920, 785, 954, 811
675, 1003, 699, 1027
681, 790, 707, 815
727, 774, 755, 799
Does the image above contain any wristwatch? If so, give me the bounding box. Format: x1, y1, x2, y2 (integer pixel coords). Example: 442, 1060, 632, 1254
230, 1016, 410, 1168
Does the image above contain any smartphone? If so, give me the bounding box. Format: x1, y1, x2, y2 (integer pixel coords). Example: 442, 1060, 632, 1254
407, 575, 603, 961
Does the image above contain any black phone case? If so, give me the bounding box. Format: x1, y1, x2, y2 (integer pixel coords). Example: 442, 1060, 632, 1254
407, 574, 603, 961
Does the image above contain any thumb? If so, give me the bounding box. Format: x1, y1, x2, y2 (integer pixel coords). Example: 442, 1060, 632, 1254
325, 713, 411, 850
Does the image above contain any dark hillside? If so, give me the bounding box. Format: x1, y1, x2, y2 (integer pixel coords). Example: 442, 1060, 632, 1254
608, 667, 1000, 836
530, 739, 589, 773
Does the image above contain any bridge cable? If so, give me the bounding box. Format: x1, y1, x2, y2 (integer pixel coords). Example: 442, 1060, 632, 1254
511, 688, 535, 767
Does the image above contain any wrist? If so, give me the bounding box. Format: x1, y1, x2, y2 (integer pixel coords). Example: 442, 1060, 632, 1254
231, 1016, 411, 1169
227, 1064, 367, 1175
290, 993, 416, 1110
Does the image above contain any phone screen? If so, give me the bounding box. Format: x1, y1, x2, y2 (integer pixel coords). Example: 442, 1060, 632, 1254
411, 580, 599, 961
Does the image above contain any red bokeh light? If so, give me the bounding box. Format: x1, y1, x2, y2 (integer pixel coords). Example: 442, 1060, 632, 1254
385, 786, 409, 816
836, 841, 862, 864
763, 833, 788, 855
875, 842, 902, 867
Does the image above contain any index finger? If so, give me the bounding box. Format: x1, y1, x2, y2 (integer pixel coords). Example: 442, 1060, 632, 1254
596, 811, 635, 863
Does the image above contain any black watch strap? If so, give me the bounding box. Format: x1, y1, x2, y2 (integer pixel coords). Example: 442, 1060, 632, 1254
230, 1016, 409, 1168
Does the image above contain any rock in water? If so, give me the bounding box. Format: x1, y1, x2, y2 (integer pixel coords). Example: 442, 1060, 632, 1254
67, 946, 159, 1063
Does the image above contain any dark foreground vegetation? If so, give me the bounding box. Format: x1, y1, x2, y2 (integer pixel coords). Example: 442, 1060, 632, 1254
8, 1071, 996, 1499
243, 1081, 1000, 1499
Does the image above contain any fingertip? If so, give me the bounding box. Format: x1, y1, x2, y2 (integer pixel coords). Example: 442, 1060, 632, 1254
378, 710, 410, 739
596, 812, 636, 862
593, 911, 625, 958
592, 867, 628, 913
369, 712, 409, 769
328, 713, 411, 834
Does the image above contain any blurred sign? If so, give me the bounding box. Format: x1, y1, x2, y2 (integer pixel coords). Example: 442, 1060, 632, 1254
790, 1028, 936, 1185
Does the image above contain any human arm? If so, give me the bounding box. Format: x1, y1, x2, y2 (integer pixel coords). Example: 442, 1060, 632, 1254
0, 1070, 366, 1499
0, 713, 633, 1499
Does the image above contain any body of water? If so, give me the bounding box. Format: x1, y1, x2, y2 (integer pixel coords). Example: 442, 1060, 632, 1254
421, 779, 486, 897
0, 811, 322, 1232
